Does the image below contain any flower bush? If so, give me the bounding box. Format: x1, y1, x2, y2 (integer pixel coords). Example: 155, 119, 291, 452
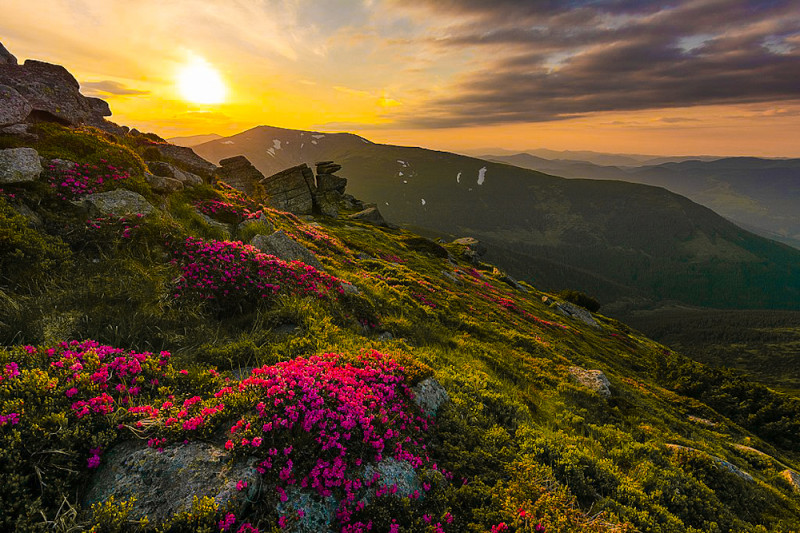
171, 237, 344, 313
46, 160, 131, 200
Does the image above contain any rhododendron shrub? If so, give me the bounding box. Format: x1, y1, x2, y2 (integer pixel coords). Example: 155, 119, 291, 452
171, 237, 344, 313
45, 161, 131, 200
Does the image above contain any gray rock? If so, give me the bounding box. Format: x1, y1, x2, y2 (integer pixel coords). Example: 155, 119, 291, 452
316, 163, 342, 175
0, 84, 31, 126
153, 144, 217, 178
1, 123, 30, 136
0, 42, 17, 65
315, 190, 341, 218
146, 172, 184, 193
148, 160, 205, 187
782, 469, 800, 492
0, 59, 110, 127
218, 155, 266, 198
197, 212, 233, 237
86, 97, 111, 116
260, 164, 316, 215
276, 487, 337, 533
0, 148, 42, 183
441, 270, 461, 285
555, 301, 601, 329
569, 367, 611, 397
251, 230, 324, 270
83, 441, 260, 525
413, 377, 449, 416
315, 173, 347, 194
348, 207, 388, 227
377, 331, 393, 341
500, 274, 528, 293
364, 458, 422, 499
11, 202, 43, 229
80, 189, 155, 217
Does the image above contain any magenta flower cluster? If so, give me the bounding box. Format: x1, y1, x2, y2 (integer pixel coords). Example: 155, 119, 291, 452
46, 160, 131, 200
171, 237, 344, 308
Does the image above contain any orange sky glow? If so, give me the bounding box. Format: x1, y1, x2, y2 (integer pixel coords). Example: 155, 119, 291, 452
2, 0, 799, 157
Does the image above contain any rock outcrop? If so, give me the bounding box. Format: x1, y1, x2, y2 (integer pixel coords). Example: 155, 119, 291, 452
665, 444, 755, 483
412, 377, 449, 416
0, 46, 115, 131
218, 155, 267, 198
153, 144, 217, 178
569, 366, 611, 397
251, 230, 324, 270
555, 301, 601, 329
84, 441, 259, 525
349, 207, 389, 227
146, 160, 204, 187
782, 469, 800, 492
259, 163, 316, 215
0, 147, 42, 183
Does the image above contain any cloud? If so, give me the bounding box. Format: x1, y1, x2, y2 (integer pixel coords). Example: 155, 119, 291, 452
384, 0, 800, 127
80, 80, 150, 97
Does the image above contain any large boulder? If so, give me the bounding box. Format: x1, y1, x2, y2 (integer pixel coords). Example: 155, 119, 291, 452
0, 147, 42, 183
0, 84, 31, 126
348, 207, 388, 227
218, 155, 266, 198
260, 163, 316, 215
0, 42, 17, 65
83, 441, 260, 525
251, 230, 324, 270
0, 59, 110, 127
555, 301, 601, 329
147, 160, 204, 187
569, 366, 611, 397
145, 172, 184, 193
79, 189, 155, 217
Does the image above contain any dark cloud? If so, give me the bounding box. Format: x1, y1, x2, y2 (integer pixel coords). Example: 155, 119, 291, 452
81, 80, 149, 97
388, 0, 800, 127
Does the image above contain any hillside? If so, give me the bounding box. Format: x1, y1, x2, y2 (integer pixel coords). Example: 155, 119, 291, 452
485, 153, 800, 250
193, 126, 800, 313
3, 49, 800, 533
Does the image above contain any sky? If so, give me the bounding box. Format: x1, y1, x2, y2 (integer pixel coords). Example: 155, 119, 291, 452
2, 0, 800, 157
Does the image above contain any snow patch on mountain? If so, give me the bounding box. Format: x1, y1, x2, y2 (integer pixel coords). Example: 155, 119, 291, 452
477, 167, 487, 185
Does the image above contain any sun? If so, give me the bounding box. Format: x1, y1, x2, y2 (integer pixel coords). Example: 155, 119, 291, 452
177, 56, 227, 104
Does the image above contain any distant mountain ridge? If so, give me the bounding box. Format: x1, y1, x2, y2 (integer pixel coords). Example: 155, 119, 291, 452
485, 153, 800, 249
167, 133, 223, 147
462, 147, 725, 166
193, 125, 800, 313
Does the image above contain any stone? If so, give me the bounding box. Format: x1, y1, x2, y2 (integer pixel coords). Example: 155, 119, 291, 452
83, 441, 260, 525
348, 207, 388, 227
452, 237, 487, 256
260, 164, 316, 215
377, 331, 393, 341
153, 144, 217, 178
11, 202, 43, 229
781, 469, 800, 492
569, 366, 611, 397
500, 274, 528, 293
315, 190, 341, 218
218, 155, 267, 198
0, 59, 110, 127
251, 230, 324, 270
1, 123, 29, 135
145, 172, 184, 193
340, 281, 360, 295
276, 487, 338, 533
555, 301, 601, 329
147, 160, 204, 187
0, 42, 18, 65
316, 173, 347, 194
0, 148, 42, 183
80, 189, 155, 217
412, 377, 449, 416
441, 270, 461, 284
197, 212, 233, 237
688, 415, 718, 427
0, 84, 31, 126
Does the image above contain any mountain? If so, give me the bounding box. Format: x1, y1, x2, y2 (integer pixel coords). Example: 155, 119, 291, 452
486, 153, 800, 249
167, 133, 223, 147
4, 116, 800, 532
193, 126, 800, 313
462, 147, 722, 166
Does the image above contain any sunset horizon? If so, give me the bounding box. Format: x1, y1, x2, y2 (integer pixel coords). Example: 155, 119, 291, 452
3, 0, 799, 157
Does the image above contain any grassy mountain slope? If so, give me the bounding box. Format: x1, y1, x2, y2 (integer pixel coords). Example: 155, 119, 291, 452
193, 126, 800, 313
2, 123, 800, 532
486, 153, 800, 250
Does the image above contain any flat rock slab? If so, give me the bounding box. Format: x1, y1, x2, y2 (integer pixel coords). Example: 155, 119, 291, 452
251, 230, 324, 271
84, 441, 259, 525
348, 207, 388, 227
556, 301, 601, 329
80, 189, 155, 217
0, 147, 42, 183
